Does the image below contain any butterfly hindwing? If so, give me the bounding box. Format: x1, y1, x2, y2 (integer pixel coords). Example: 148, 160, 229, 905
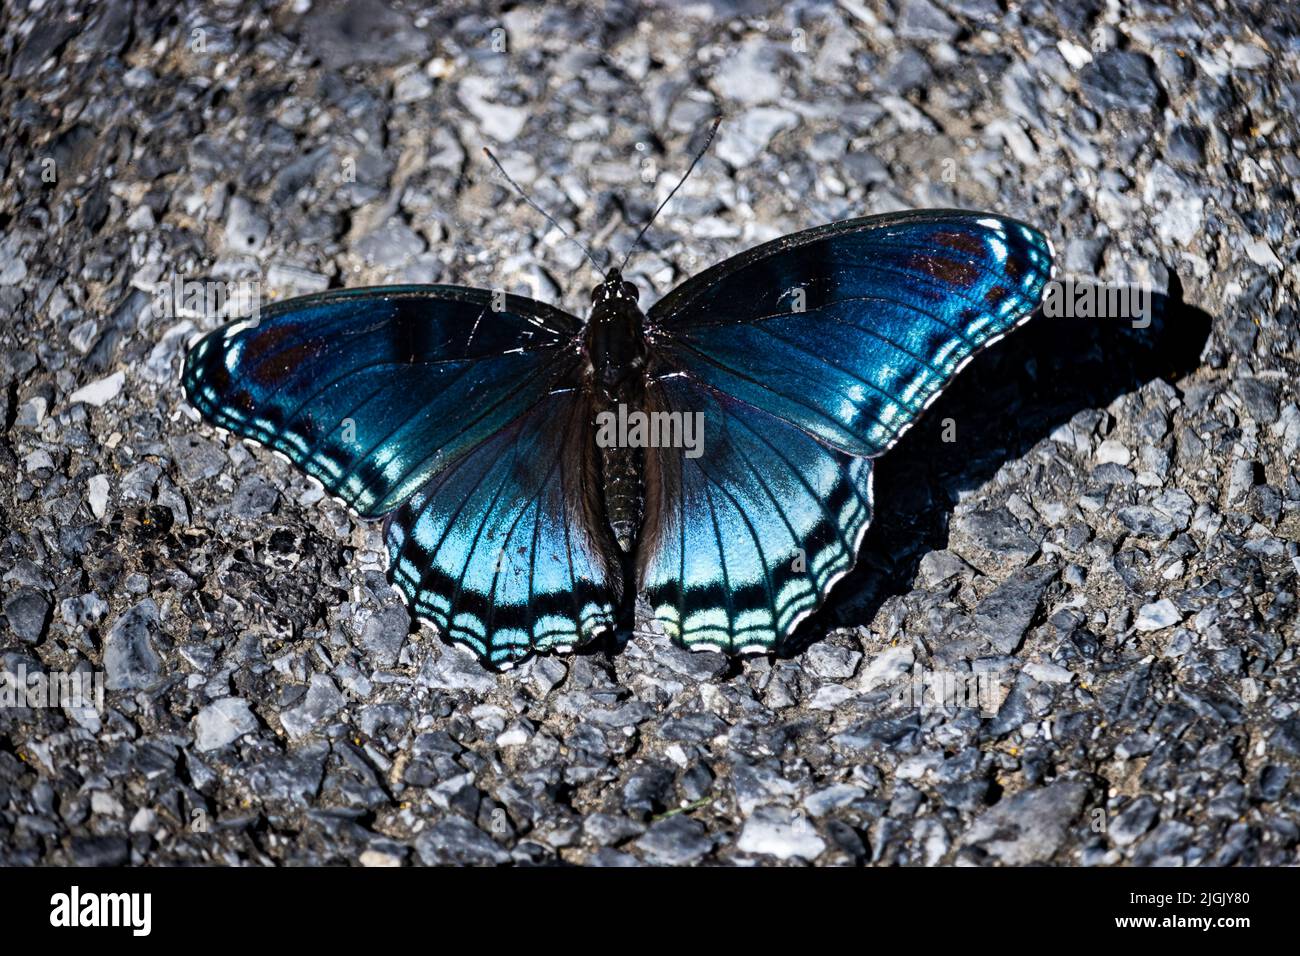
639, 373, 874, 653
385, 382, 620, 668
182, 286, 579, 517
648, 211, 1054, 458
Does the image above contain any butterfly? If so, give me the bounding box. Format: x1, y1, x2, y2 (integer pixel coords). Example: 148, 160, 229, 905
181, 131, 1053, 670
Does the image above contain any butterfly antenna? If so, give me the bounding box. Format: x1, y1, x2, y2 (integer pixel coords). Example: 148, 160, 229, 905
619, 115, 722, 274
483, 147, 605, 274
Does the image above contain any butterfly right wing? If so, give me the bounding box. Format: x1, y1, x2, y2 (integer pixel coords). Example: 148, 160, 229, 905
646, 211, 1054, 458
634, 211, 1052, 653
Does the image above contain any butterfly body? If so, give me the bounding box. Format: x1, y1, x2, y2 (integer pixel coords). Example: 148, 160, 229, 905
584, 269, 651, 554
183, 210, 1053, 669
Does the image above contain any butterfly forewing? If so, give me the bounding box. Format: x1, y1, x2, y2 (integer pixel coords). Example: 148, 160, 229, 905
182, 286, 579, 517
648, 211, 1054, 458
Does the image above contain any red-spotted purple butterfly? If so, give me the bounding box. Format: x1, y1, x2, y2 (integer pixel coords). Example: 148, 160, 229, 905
182, 121, 1053, 669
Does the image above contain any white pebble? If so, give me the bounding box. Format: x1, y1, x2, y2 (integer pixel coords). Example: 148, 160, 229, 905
88, 474, 111, 520
69, 370, 126, 407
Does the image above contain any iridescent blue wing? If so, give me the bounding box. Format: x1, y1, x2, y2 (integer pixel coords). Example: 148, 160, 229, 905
639, 211, 1053, 651
385, 385, 619, 669
647, 210, 1054, 458
182, 286, 579, 517
639, 373, 873, 652
183, 286, 620, 668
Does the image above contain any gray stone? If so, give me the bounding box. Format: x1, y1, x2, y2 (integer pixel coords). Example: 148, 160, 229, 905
168, 434, 227, 482
1136, 599, 1182, 632
359, 604, 408, 668
103, 600, 162, 691
897, 0, 960, 42
195, 698, 259, 751
634, 815, 713, 866
280, 674, 345, 740
1234, 377, 1280, 424
4, 588, 50, 644
974, 566, 1057, 653
950, 508, 1040, 570
1080, 51, 1161, 113
416, 816, 510, 865
1109, 795, 1158, 847
231, 476, 278, 518
711, 40, 785, 106
961, 781, 1088, 864
737, 805, 826, 861
716, 107, 799, 167
418, 645, 499, 694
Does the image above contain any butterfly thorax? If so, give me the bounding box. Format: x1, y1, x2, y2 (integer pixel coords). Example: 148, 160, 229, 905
584, 271, 649, 554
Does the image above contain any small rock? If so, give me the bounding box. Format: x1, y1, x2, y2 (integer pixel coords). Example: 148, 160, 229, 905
738, 806, 826, 861
416, 816, 510, 865
1096, 439, 1132, 466
1109, 795, 1158, 847
359, 603, 408, 668
716, 107, 799, 167
103, 600, 163, 690
195, 698, 259, 752
280, 674, 345, 739
1234, 377, 1280, 424
4, 588, 50, 644
87, 474, 111, 519
950, 508, 1040, 571
918, 550, 973, 586
974, 566, 1057, 654
230, 476, 278, 517
711, 39, 784, 105
223, 196, 269, 254
1080, 51, 1160, 113
897, 0, 960, 42
169, 434, 228, 482
360, 847, 405, 867
1135, 599, 1182, 632
961, 781, 1087, 864
634, 815, 713, 866
69, 371, 125, 407
458, 76, 528, 142
804, 642, 861, 681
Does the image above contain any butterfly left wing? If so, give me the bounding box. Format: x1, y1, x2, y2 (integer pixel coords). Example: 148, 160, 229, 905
637, 211, 1053, 652
183, 285, 620, 668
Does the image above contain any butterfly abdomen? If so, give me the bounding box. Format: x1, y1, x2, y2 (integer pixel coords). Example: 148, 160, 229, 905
599, 432, 644, 553
585, 279, 651, 554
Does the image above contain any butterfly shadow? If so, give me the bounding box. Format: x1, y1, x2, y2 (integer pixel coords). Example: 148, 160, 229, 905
778, 274, 1214, 659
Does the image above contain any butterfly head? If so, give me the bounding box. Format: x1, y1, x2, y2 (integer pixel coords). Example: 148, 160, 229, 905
590, 268, 639, 307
